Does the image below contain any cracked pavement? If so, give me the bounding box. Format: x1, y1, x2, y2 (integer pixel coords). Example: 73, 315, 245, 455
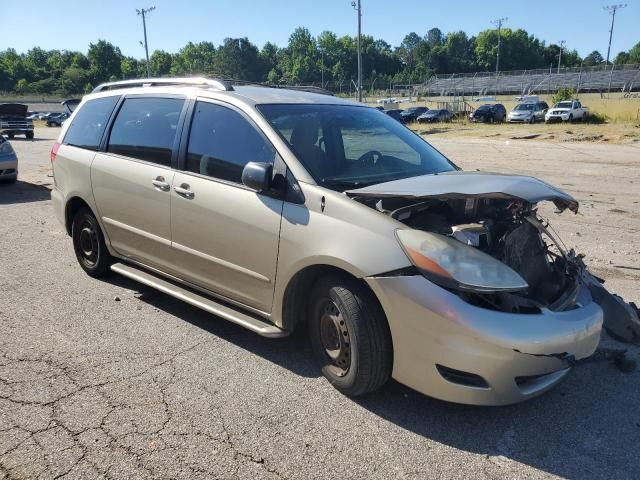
1, 129, 639, 479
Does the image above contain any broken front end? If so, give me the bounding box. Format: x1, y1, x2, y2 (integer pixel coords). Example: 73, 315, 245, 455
349, 172, 639, 404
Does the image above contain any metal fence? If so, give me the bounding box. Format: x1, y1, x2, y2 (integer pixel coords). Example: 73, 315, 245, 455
419, 64, 640, 97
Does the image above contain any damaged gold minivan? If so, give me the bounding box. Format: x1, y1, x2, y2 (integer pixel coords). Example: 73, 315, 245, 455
51, 78, 639, 405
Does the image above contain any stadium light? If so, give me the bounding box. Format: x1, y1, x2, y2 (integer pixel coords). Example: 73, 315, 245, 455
491, 17, 508, 74
136, 6, 156, 78
603, 4, 627, 65
351, 0, 362, 102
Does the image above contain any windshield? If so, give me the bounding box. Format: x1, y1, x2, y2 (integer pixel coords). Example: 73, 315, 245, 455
477, 105, 491, 111
515, 104, 534, 111
555, 102, 572, 108
259, 104, 457, 190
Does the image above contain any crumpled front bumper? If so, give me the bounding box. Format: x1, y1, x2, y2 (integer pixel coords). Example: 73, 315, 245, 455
365, 275, 603, 406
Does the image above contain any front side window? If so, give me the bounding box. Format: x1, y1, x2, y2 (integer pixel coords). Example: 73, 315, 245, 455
260, 104, 456, 190
186, 101, 276, 184
107, 97, 184, 166
63, 96, 119, 150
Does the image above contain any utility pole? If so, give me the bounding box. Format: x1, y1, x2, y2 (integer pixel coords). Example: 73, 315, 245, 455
558, 40, 566, 73
136, 6, 156, 78
351, 0, 362, 102
491, 17, 508, 74
603, 4, 627, 65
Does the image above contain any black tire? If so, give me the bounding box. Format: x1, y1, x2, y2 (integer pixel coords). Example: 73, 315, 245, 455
308, 274, 392, 396
71, 207, 112, 277
25, 131, 34, 140
7, 133, 14, 139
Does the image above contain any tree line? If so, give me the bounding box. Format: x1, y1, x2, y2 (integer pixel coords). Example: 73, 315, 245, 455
1, 26, 639, 95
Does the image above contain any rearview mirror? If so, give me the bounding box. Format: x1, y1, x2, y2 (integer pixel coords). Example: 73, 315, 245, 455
241, 162, 273, 192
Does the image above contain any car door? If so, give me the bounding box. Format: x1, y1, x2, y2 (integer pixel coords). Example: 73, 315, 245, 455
91, 95, 186, 272
170, 99, 284, 313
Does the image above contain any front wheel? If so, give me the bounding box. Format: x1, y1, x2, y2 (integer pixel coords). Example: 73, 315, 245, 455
72, 207, 113, 277
309, 274, 392, 396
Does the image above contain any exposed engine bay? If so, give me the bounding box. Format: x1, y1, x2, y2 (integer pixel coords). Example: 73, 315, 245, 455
351, 193, 640, 344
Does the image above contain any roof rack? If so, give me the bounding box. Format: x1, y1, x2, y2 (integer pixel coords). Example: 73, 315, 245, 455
228, 79, 334, 96
92, 77, 234, 94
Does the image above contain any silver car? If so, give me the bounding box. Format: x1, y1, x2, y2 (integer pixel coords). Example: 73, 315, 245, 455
50, 77, 634, 405
0, 136, 18, 183
507, 102, 549, 123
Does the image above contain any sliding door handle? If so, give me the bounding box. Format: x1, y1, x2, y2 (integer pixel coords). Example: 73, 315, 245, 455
174, 183, 195, 199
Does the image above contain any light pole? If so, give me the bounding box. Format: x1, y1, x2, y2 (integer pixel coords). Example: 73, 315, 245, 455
491, 17, 508, 74
558, 40, 566, 73
136, 6, 156, 78
603, 4, 627, 65
351, 0, 362, 102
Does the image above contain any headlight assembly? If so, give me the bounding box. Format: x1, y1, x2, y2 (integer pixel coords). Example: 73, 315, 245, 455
396, 229, 528, 293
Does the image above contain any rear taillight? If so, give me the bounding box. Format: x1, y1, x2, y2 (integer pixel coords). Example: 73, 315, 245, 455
50, 142, 59, 162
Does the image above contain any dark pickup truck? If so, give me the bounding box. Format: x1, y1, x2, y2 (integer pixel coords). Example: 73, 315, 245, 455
0, 104, 34, 139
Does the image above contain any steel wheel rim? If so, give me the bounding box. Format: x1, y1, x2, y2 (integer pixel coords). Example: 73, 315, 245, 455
318, 299, 351, 377
77, 218, 99, 266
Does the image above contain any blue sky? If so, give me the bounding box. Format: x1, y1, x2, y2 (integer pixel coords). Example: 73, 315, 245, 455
3, 0, 638, 59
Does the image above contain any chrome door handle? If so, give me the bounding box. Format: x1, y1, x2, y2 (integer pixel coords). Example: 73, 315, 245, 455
152, 176, 170, 191
174, 183, 195, 199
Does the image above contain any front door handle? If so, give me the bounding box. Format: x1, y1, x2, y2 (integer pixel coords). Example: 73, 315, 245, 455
174, 183, 195, 199
151, 176, 170, 191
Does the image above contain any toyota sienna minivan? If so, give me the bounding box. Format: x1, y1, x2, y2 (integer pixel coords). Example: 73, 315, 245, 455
51, 77, 614, 405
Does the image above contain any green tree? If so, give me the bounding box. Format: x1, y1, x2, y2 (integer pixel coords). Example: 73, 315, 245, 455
150, 50, 173, 76
87, 40, 123, 83
629, 41, 640, 63
583, 50, 604, 66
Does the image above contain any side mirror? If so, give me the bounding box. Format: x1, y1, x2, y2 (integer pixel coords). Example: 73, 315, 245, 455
241, 162, 273, 192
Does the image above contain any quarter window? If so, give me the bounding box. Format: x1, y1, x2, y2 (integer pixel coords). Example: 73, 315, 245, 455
186, 102, 275, 183
63, 96, 119, 150
107, 97, 184, 166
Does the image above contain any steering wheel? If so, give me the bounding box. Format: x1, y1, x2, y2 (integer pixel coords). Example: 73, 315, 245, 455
358, 150, 383, 167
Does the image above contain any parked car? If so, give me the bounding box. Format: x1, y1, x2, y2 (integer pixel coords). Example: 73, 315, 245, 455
400, 106, 428, 123
417, 109, 453, 123
469, 104, 506, 123
46, 112, 69, 127
507, 101, 549, 123
545, 100, 588, 123
385, 109, 404, 122
53, 77, 618, 406
0, 103, 34, 139
0, 136, 18, 183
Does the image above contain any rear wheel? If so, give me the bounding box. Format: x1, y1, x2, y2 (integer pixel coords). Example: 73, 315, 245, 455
309, 274, 392, 396
7, 133, 14, 139
71, 207, 112, 277
25, 131, 34, 140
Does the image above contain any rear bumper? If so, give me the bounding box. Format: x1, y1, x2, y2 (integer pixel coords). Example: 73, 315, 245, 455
51, 187, 66, 232
0, 157, 18, 179
365, 275, 603, 406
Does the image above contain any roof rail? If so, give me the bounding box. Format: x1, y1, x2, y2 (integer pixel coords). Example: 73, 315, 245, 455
91, 77, 234, 94
228, 79, 334, 96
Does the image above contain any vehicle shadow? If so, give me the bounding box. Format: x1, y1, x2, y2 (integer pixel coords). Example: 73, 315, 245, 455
104, 273, 640, 479
5, 137, 51, 142
104, 274, 320, 379
0, 180, 51, 204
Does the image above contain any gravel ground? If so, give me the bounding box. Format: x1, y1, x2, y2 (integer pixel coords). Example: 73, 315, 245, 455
1, 128, 639, 479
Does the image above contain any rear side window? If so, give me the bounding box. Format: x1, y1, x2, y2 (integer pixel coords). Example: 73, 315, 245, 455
63, 96, 119, 150
107, 97, 184, 166
185, 102, 275, 183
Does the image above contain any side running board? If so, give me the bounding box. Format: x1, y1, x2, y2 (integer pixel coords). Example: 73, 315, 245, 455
110, 262, 288, 338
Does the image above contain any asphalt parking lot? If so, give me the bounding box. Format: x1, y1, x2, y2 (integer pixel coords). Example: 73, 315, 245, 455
1, 128, 639, 479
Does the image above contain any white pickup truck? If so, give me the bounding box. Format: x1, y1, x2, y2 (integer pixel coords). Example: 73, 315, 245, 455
545, 100, 588, 123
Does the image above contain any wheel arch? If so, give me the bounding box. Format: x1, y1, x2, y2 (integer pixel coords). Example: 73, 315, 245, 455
64, 196, 94, 236
280, 263, 389, 336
